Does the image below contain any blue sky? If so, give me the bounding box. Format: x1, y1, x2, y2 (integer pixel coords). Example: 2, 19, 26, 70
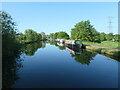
2, 2, 118, 35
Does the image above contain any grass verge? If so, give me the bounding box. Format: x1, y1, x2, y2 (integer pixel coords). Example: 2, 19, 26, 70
86, 46, 120, 57
83, 41, 120, 49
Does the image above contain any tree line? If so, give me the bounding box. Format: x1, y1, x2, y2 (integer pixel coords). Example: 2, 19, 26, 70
18, 29, 46, 43
16, 18, 119, 43
18, 21, 120, 43
71, 20, 120, 43
18, 30, 70, 43
1, 11, 120, 49
47, 20, 120, 43
46, 31, 69, 40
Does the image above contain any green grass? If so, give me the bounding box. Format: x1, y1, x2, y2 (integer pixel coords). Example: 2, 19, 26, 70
86, 46, 102, 52
83, 41, 120, 49
86, 46, 120, 57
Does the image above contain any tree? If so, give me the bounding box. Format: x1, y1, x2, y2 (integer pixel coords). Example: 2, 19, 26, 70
49, 33, 55, 39
47, 32, 59, 39
1, 11, 21, 56
18, 33, 26, 41
57, 31, 69, 39
100, 32, 107, 41
113, 34, 120, 42
40, 32, 46, 40
46, 35, 50, 39
71, 20, 101, 42
24, 29, 38, 42
1, 11, 23, 88
37, 33, 42, 41
53, 32, 59, 39
1, 11, 17, 37
106, 33, 114, 41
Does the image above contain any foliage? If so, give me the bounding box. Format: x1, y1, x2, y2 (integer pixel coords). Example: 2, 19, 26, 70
17, 33, 26, 41
24, 29, 38, 42
48, 32, 59, 39
47, 31, 69, 40
54, 32, 59, 39
113, 34, 120, 42
18, 30, 45, 43
1, 11, 23, 88
37, 33, 42, 41
23, 41, 45, 56
1, 11, 17, 36
70, 49, 97, 65
46, 35, 50, 39
99, 33, 119, 42
49, 33, 55, 39
106, 33, 114, 41
71, 20, 100, 42
100, 32, 107, 41
57, 31, 69, 39
1, 11, 22, 57
40, 32, 46, 40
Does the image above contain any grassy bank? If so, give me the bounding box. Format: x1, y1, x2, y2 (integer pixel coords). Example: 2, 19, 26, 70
86, 46, 119, 55
86, 47, 120, 61
83, 41, 120, 57
83, 41, 120, 49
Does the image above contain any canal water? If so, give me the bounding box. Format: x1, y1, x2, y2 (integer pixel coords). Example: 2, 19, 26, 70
5, 41, 119, 88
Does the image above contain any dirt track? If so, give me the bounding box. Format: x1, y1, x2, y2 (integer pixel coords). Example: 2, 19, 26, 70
85, 44, 120, 51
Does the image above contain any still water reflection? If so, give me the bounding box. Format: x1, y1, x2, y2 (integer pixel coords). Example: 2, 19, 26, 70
3, 41, 118, 88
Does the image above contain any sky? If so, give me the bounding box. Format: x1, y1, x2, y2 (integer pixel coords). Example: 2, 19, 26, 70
2, 2, 118, 35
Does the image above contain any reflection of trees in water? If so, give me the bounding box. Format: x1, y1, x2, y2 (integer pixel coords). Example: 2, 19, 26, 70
47, 40, 66, 50
101, 53, 120, 62
57, 46, 66, 50
68, 47, 97, 65
23, 41, 46, 56
3, 41, 46, 88
3, 49, 23, 88
47, 41, 97, 65
41, 41, 46, 48
46, 40, 57, 46
56, 43, 66, 50
24, 43, 38, 56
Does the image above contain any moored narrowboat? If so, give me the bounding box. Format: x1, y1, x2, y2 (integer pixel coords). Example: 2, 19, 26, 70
65, 40, 85, 49
59, 39, 65, 44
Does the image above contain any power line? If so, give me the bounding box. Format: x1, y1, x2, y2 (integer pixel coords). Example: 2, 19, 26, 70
108, 16, 113, 33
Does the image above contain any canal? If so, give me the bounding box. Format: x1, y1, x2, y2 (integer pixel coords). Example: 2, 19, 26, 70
4, 41, 118, 88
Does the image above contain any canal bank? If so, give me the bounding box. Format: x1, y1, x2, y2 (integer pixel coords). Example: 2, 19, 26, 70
55, 39, 119, 58
82, 41, 119, 58
85, 45, 120, 60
